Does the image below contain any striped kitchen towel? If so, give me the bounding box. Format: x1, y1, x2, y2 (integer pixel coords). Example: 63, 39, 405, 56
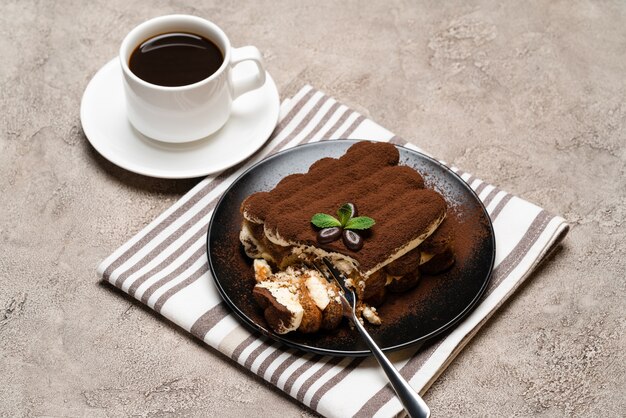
97, 85, 569, 417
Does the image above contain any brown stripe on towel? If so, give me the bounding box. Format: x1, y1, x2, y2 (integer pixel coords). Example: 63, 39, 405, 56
256, 347, 292, 378
244, 341, 277, 370
309, 357, 365, 410
189, 302, 229, 340
263, 94, 333, 157
339, 114, 366, 139
105, 173, 222, 287
490, 194, 514, 221
271, 88, 317, 136
487, 210, 553, 291
312, 106, 352, 141
135, 244, 205, 303
474, 181, 488, 196
111, 157, 253, 290
293, 101, 342, 145
296, 356, 345, 403
113, 197, 215, 289
126, 225, 207, 297
298, 103, 350, 145
320, 109, 357, 140
153, 263, 208, 312
481, 187, 501, 208
282, 355, 324, 394
231, 334, 260, 363
269, 352, 303, 386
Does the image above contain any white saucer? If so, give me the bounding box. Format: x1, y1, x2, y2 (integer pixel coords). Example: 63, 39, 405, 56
80, 58, 280, 179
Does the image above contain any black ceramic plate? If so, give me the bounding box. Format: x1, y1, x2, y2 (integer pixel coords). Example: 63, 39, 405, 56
207, 140, 495, 356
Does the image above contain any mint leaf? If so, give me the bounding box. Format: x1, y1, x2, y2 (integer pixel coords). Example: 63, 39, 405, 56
337, 203, 355, 226
344, 216, 375, 230
311, 213, 342, 228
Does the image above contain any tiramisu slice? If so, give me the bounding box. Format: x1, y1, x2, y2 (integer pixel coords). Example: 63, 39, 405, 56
240, 141, 452, 333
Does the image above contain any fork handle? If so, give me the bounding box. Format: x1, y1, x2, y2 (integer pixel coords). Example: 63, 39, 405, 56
353, 318, 430, 418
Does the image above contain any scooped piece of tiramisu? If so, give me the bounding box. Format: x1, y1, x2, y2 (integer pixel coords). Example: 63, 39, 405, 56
251, 259, 344, 334
240, 141, 454, 333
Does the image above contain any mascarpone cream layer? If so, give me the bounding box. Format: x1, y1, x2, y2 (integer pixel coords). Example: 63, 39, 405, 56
262, 211, 445, 277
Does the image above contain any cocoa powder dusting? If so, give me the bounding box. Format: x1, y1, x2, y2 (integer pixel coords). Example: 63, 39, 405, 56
241, 142, 447, 272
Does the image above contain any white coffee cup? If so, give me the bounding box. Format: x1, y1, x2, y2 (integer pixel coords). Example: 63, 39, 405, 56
119, 15, 266, 143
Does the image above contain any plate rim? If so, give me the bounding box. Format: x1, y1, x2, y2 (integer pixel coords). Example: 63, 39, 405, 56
80, 58, 280, 179
206, 139, 496, 356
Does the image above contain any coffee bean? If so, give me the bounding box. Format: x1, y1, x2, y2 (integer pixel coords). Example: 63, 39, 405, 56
317, 226, 342, 244
342, 229, 363, 251
346, 202, 358, 218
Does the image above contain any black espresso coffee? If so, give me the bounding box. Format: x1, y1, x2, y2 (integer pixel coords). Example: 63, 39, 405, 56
129, 32, 224, 87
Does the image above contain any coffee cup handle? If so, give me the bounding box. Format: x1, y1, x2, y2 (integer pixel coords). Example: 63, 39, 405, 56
230, 46, 266, 99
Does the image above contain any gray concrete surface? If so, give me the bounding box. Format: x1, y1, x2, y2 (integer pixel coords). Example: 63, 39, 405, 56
1, 0, 625, 416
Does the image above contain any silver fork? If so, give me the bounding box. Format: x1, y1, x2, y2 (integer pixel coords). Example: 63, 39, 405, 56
310, 258, 431, 418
